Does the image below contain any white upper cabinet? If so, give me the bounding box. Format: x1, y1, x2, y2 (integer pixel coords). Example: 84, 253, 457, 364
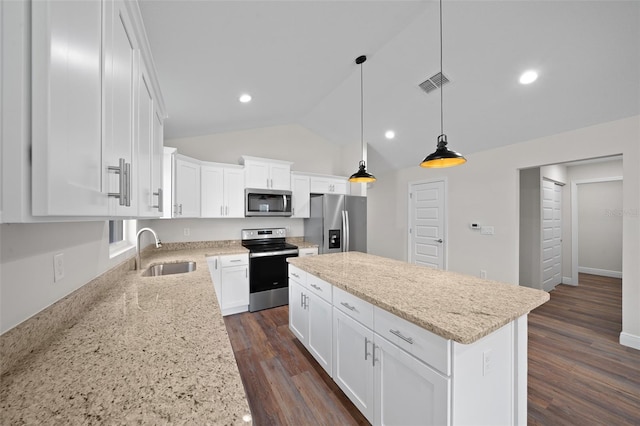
103, 0, 138, 216
240, 156, 292, 190
174, 155, 201, 218
291, 173, 310, 218
136, 61, 163, 218
201, 163, 245, 218
21, 0, 166, 220
309, 175, 350, 195
31, 0, 106, 216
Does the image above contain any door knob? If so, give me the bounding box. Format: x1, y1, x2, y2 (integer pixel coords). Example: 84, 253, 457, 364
434, 238, 443, 243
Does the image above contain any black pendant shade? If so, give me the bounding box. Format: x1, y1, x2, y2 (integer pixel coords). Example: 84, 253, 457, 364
420, 134, 466, 168
348, 55, 376, 183
349, 160, 376, 182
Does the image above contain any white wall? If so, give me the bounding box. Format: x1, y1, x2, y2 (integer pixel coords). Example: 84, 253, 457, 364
367, 116, 640, 348
519, 168, 541, 289
145, 217, 304, 243
165, 123, 351, 175
561, 159, 623, 279
0, 222, 134, 334
578, 181, 623, 275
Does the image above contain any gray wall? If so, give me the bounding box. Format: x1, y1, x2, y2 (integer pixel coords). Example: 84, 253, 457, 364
519, 168, 541, 289
578, 181, 623, 275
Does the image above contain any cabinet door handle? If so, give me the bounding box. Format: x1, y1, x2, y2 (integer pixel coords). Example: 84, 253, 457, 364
266, 178, 269, 188
152, 187, 163, 212
372, 343, 378, 366
225, 205, 229, 216
215, 258, 218, 269
230, 259, 242, 263
179, 204, 183, 215
220, 205, 223, 216
270, 178, 273, 188
108, 158, 126, 205
364, 337, 370, 361
340, 301, 357, 312
245, 267, 248, 278
300, 292, 304, 308
124, 162, 131, 206
291, 272, 299, 278
389, 329, 414, 344
310, 284, 322, 291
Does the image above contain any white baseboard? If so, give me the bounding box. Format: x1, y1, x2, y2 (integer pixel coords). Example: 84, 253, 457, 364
620, 332, 640, 351
578, 267, 622, 279
561, 276, 576, 286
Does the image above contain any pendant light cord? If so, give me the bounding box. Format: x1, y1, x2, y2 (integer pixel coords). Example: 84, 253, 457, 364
360, 59, 364, 158
439, 0, 444, 137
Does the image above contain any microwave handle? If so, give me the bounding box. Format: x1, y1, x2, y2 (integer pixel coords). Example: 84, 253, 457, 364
283, 194, 288, 212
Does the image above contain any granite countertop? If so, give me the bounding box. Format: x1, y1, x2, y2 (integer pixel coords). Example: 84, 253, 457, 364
288, 252, 550, 344
0, 244, 251, 425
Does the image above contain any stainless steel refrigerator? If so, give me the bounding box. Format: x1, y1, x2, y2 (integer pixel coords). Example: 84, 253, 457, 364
304, 194, 367, 254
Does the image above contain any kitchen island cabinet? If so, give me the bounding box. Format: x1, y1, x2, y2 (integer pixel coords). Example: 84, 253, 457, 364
288, 252, 549, 426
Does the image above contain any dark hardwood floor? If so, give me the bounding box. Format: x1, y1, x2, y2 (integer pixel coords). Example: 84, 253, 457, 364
528, 274, 640, 425
225, 274, 640, 425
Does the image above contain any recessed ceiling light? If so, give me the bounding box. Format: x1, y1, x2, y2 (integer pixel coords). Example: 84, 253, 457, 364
519, 70, 538, 85
385, 130, 396, 140
239, 93, 252, 103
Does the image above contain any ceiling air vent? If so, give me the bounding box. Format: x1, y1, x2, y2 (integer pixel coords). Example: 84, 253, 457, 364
419, 72, 450, 94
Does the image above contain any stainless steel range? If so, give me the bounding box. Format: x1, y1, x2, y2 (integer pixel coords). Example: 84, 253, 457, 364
241, 228, 298, 312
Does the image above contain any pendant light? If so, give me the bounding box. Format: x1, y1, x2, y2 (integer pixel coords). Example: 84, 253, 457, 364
420, 0, 466, 168
349, 55, 376, 183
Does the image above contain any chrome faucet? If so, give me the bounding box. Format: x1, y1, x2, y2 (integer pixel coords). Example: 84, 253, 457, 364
136, 227, 162, 270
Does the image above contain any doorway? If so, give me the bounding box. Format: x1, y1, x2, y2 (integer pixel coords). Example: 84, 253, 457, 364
408, 179, 446, 269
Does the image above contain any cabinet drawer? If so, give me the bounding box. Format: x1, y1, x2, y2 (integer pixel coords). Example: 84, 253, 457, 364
288, 264, 307, 285
374, 306, 450, 376
298, 247, 318, 257
220, 254, 248, 267
333, 286, 373, 329
306, 273, 332, 303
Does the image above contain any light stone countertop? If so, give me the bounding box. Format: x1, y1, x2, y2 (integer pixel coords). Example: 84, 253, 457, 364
0, 244, 252, 425
288, 251, 550, 344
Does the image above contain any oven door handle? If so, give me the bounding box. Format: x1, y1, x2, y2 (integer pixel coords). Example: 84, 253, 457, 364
249, 249, 299, 259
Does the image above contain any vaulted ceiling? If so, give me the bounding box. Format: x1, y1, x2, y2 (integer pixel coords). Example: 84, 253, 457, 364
139, 1, 640, 172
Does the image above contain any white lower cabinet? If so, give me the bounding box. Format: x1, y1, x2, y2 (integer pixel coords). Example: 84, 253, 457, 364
289, 269, 333, 375
374, 334, 449, 426
207, 254, 249, 316
290, 267, 520, 426
298, 247, 318, 257
333, 308, 375, 422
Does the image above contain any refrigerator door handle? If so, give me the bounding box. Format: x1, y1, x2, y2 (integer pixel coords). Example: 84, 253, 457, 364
345, 210, 350, 251
341, 210, 346, 252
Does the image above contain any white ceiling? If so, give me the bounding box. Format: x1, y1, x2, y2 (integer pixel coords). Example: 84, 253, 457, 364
138, 1, 640, 172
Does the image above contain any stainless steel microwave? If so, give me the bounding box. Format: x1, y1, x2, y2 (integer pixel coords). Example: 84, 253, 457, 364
245, 188, 292, 217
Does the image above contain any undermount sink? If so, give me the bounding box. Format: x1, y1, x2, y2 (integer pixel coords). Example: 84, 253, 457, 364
142, 261, 196, 277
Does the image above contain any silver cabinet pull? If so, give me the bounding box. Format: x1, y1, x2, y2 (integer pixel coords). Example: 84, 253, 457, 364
220, 205, 223, 216
340, 301, 357, 312
225, 205, 229, 216
215, 258, 218, 269
245, 267, 248, 278
372, 343, 378, 366
108, 158, 126, 205
230, 259, 241, 263
304, 294, 309, 309
310, 284, 322, 291
300, 292, 304, 308
364, 337, 371, 361
390, 329, 414, 344
270, 178, 273, 188
266, 178, 269, 188
123, 161, 131, 206
291, 272, 300, 278
179, 204, 183, 215
152, 187, 163, 212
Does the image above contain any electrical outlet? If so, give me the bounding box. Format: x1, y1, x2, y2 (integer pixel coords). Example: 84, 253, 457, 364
483, 349, 492, 376
480, 270, 487, 279
183, 228, 190, 236
53, 253, 65, 282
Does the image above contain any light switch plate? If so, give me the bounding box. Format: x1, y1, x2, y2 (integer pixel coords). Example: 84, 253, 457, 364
480, 226, 494, 235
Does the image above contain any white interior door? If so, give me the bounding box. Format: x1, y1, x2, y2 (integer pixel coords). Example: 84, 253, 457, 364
542, 179, 562, 290
409, 180, 446, 269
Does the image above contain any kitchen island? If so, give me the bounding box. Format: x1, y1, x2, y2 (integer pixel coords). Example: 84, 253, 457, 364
0, 244, 252, 425
288, 251, 549, 426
